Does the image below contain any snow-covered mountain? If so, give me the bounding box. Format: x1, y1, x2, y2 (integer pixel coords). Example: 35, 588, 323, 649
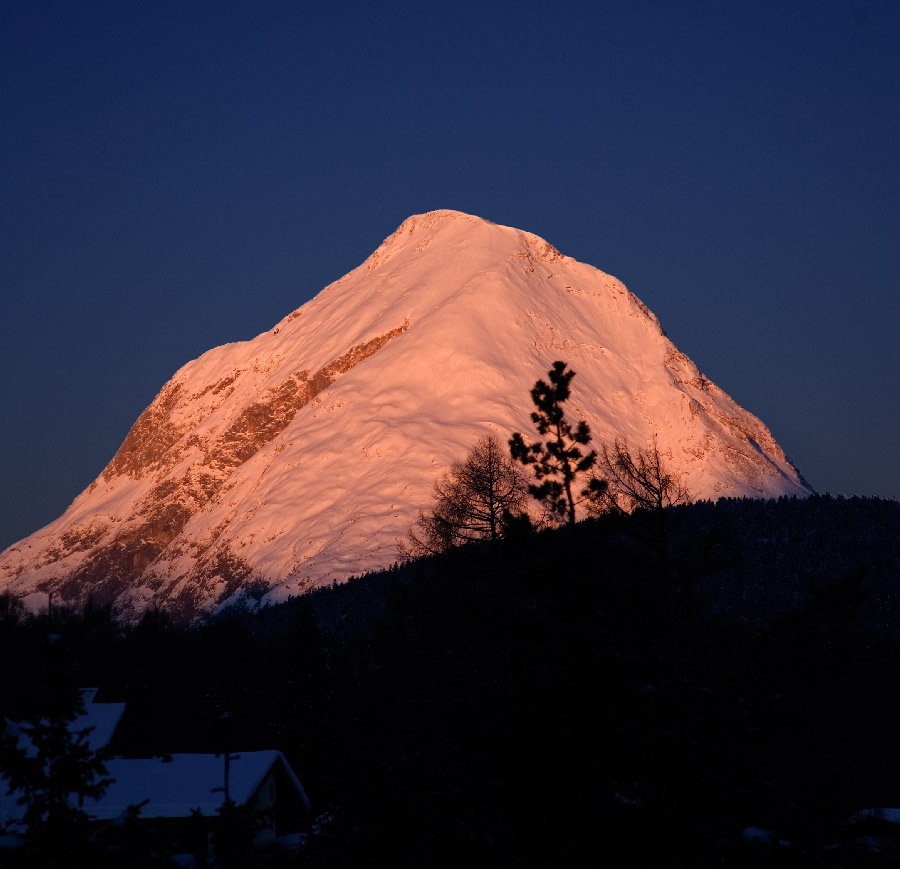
0, 210, 812, 619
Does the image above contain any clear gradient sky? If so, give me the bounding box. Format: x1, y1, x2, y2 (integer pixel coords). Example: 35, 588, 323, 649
1, 0, 898, 551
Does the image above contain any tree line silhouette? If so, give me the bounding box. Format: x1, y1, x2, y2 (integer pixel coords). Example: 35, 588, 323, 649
1, 363, 899, 866
406, 361, 692, 560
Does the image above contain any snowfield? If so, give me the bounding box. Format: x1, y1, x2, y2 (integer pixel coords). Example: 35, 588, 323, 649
0, 210, 812, 618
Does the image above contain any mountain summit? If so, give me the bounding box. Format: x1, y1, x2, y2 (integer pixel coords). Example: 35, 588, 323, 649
0, 210, 811, 618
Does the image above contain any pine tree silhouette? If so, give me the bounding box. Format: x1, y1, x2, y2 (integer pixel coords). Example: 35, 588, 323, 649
510, 361, 606, 525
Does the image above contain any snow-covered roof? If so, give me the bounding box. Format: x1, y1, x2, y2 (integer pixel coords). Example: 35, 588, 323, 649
850, 808, 900, 825
78, 688, 125, 753
84, 751, 309, 820
2, 688, 124, 761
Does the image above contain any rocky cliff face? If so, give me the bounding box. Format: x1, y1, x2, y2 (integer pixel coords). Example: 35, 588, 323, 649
0, 210, 812, 620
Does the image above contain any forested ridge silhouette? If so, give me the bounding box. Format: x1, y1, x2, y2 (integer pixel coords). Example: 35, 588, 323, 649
2, 494, 899, 866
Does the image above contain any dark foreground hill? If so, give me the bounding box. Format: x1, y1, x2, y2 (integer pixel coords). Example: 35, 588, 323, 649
2, 494, 900, 867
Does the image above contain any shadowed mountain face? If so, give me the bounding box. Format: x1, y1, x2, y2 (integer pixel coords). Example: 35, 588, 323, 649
0, 210, 812, 620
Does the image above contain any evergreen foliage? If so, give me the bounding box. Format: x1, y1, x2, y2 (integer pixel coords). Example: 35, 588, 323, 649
509, 361, 607, 524
0, 640, 111, 857
0, 495, 899, 865
0, 591, 25, 630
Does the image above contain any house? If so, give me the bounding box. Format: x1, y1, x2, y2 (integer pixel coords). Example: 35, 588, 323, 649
75, 687, 127, 752
1, 688, 310, 850
1, 687, 125, 758
85, 751, 310, 840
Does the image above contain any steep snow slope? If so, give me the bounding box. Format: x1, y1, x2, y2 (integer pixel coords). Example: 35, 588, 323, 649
0, 210, 812, 618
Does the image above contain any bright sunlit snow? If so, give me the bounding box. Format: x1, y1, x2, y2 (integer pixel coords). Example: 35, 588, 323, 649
0, 210, 812, 617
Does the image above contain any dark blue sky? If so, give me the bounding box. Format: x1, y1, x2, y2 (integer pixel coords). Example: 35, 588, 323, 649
2, 0, 898, 550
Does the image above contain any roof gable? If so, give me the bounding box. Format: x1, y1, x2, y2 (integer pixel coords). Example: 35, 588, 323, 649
85, 751, 309, 820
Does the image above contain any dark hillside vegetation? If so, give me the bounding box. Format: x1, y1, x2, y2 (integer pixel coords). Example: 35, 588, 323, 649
1, 495, 900, 866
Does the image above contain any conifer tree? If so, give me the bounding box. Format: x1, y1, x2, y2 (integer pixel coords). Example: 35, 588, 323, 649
0, 642, 111, 851
510, 361, 607, 525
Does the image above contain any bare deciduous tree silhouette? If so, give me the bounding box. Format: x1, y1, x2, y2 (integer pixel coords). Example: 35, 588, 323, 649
403, 435, 529, 557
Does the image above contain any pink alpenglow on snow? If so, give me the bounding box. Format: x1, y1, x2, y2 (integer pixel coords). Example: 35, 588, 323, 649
0, 210, 812, 619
